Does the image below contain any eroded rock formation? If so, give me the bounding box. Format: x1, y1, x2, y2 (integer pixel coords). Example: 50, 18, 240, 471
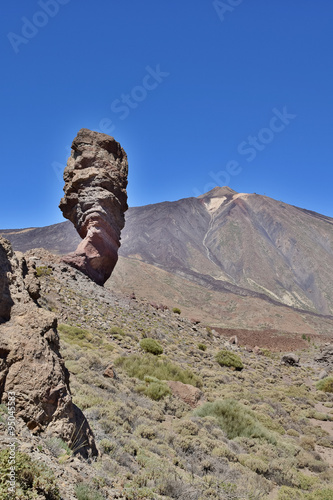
0, 237, 97, 457
59, 128, 128, 285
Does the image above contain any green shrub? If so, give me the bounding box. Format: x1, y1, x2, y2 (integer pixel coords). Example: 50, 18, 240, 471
316, 376, 333, 393
198, 343, 207, 351
0, 449, 60, 499
215, 350, 243, 370
305, 489, 333, 500
36, 265, 52, 277
58, 324, 93, 348
238, 454, 268, 474
172, 307, 181, 314
135, 425, 157, 440
137, 379, 171, 401
139, 338, 163, 355
277, 486, 303, 500
195, 399, 276, 443
109, 326, 125, 336
45, 437, 71, 458
115, 354, 202, 388
99, 438, 116, 455
75, 483, 104, 500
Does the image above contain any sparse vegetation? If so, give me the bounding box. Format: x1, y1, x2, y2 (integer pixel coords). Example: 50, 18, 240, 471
13, 257, 333, 499
36, 265, 52, 277
109, 326, 125, 336
215, 349, 243, 370
137, 376, 172, 401
0, 450, 60, 499
195, 399, 277, 443
139, 337, 163, 355
75, 483, 104, 500
114, 353, 202, 387
45, 437, 71, 458
172, 307, 181, 314
316, 376, 333, 393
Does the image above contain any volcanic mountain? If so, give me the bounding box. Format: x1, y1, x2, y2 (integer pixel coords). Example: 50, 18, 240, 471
2, 187, 333, 333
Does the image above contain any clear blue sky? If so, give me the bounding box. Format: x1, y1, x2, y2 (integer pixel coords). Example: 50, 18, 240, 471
1, 0, 333, 228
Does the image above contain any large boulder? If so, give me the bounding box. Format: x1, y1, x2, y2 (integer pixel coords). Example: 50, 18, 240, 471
0, 237, 97, 457
59, 128, 128, 285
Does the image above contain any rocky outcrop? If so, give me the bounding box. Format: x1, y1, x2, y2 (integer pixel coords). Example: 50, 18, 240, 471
315, 344, 333, 368
166, 380, 204, 408
0, 237, 97, 457
59, 128, 128, 285
281, 353, 300, 366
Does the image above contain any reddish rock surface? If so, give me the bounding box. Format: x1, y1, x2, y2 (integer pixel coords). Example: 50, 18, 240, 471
0, 238, 97, 457
166, 380, 204, 408
59, 128, 128, 285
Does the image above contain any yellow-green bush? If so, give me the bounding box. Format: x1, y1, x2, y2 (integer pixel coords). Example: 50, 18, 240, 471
58, 324, 93, 347
0, 450, 60, 499
137, 377, 171, 401
75, 483, 104, 500
195, 399, 276, 443
115, 354, 202, 387
316, 377, 333, 393
139, 338, 163, 355
36, 265, 52, 277
215, 350, 243, 370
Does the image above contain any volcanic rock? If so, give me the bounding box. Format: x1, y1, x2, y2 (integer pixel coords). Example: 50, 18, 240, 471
59, 128, 128, 285
166, 380, 204, 408
281, 353, 300, 366
0, 237, 97, 457
315, 344, 333, 368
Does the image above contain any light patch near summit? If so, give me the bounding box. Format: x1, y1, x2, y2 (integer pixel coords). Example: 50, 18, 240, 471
204, 196, 226, 213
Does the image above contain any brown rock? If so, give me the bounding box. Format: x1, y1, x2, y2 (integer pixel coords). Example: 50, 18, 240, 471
166, 380, 204, 408
281, 353, 300, 366
103, 365, 117, 379
59, 128, 128, 285
0, 238, 97, 457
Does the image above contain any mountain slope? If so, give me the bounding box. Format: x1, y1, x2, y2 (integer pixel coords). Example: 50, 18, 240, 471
118, 186, 333, 315
2, 187, 333, 317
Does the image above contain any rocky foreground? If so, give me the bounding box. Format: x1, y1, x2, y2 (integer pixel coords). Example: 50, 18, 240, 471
1, 247, 333, 499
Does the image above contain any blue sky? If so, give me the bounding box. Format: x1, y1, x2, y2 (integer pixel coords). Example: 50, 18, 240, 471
1, 0, 333, 228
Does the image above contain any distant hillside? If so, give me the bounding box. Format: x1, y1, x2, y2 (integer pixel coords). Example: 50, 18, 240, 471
2, 187, 333, 321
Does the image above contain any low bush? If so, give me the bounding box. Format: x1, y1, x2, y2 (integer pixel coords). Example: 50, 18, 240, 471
58, 324, 94, 348
137, 378, 171, 401
139, 338, 163, 355
172, 307, 181, 314
36, 265, 52, 277
109, 326, 125, 336
316, 376, 333, 393
195, 399, 276, 443
277, 486, 303, 499
45, 437, 71, 458
75, 483, 104, 500
198, 343, 207, 351
215, 350, 243, 370
115, 354, 202, 387
305, 489, 333, 500
0, 449, 60, 499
